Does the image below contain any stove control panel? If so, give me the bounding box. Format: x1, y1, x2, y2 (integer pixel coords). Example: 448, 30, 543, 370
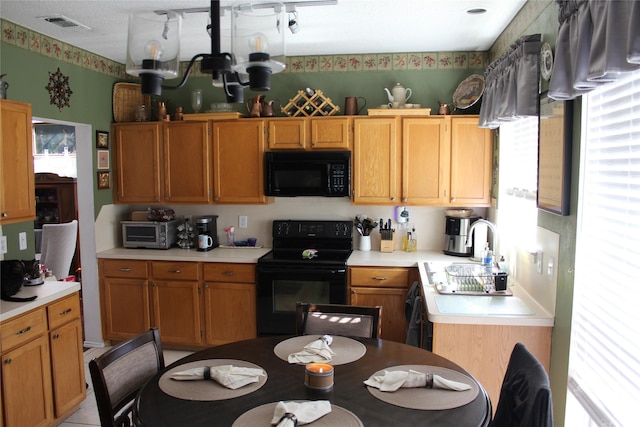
273, 220, 352, 239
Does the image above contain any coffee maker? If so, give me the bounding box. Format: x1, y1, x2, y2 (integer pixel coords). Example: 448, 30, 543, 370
443, 215, 480, 257
195, 215, 219, 251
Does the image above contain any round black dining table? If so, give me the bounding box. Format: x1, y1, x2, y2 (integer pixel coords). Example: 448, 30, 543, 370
133, 336, 491, 427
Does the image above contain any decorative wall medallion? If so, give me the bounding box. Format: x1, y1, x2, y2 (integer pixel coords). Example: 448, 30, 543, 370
540, 42, 553, 81
45, 67, 72, 110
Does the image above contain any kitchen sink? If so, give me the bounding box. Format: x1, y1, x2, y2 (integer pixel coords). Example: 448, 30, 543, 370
434, 295, 535, 316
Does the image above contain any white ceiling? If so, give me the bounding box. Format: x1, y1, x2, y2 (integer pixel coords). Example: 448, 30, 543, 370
0, 0, 526, 63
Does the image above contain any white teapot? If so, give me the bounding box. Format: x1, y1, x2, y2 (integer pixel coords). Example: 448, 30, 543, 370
384, 83, 412, 105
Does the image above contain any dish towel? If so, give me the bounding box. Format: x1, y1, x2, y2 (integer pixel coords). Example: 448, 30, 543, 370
169, 365, 266, 390
364, 369, 471, 392
287, 335, 335, 364
271, 400, 332, 426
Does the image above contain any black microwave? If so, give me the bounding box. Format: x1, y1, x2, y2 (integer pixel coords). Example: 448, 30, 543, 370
265, 151, 351, 197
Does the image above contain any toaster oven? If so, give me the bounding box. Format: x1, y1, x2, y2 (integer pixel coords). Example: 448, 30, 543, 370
121, 220, 179, 249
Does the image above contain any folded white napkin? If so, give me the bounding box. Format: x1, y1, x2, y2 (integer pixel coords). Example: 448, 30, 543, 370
271, 400, 332, 426
287, 335, 335, 364
169, 365, 266, 390
364, 369, 471, 392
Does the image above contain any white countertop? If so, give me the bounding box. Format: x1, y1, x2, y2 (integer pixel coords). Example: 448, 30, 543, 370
0, 280, 81, 322
97, 247, 272, 263
417, 261, 554, 327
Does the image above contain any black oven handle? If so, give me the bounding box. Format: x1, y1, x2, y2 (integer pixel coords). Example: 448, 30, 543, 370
258, 266, 346, 275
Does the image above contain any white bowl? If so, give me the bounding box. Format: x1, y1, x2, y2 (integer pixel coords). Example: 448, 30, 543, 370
445, 209, 474, 218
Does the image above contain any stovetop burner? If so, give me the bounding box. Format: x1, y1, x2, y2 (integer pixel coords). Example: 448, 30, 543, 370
258, 220, 353, 267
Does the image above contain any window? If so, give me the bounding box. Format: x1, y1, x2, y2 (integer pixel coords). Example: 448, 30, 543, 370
497, 117, 539, 254
567, 70, 640, 426
32, 123, 77, 178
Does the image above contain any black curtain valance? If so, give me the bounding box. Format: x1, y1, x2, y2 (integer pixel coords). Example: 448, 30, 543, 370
549, 0, 640, 100
479, 34, 542, 129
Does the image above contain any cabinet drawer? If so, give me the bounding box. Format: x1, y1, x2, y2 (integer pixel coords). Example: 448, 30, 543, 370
349, 267, 410, 288
204, 263, 255, 283
151, 261, 200, 281
1, 308, 47, 352
102, 259, 148, 278
47, 293, 81, 330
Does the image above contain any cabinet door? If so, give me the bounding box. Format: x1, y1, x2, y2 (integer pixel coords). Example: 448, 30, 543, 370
49, 319, 86, 417
352, 117, 401, 204
310, 117, 350, 149
150, 280, 202, 345
449, 117, 492, 206
113, 123, 162, 203
0, 100, 35, 224
212, 120, 267, 204
1, 335, 53, 427
102, 277, 151, 340
268, 119, 306, 149
164, 121, 210, 203
402, 117, 451, 205
350, 287, 408, 343
204, 282, 256, 346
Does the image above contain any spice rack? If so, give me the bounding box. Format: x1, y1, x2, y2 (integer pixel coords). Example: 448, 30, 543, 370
281, 89, 340, 117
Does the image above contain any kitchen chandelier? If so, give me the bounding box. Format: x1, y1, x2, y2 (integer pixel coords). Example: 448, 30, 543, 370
126, 0, 336, 102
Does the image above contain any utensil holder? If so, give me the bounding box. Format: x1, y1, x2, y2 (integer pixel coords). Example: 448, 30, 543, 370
359, 236, 371, 251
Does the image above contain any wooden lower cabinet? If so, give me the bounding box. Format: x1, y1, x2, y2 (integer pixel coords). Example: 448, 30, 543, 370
100, 259, 257, 347
203, 263, 257, 346
348, 267, 417, 343
432, 323, 552, 414
1, 292, 85, 426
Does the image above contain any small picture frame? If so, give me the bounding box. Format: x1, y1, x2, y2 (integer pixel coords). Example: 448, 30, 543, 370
96, 130, 109, 149
97, 150, 109, 169
97, 171, 111, 189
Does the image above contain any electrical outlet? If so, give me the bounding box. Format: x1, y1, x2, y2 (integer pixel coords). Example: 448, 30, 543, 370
0, 236, 7, 254
19, 232, 27, 250
239, 215, 248, 229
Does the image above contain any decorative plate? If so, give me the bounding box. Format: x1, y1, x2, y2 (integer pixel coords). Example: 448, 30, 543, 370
540, 42, 553, 81
452, 74, 485, 110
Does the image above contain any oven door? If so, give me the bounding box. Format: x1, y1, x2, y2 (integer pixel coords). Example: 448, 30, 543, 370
256, 264, 347, 335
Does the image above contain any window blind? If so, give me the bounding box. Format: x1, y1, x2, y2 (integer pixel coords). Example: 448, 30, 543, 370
568, 69, 640, 426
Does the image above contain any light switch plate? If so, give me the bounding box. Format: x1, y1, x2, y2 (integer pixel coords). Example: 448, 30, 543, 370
239, 216, 248, 229
0, 236, 7, 254
19, 232, 27, 250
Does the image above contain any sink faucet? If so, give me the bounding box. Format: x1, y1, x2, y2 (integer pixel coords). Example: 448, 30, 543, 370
466, 219, 498, 253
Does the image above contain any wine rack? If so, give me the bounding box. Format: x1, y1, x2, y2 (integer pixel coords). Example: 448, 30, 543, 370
281, 89, 340, 117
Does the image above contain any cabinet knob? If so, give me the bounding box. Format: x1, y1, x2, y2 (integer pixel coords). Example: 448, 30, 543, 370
451, 197, 456, 202
351, 289, 356, 294
53, 333, 60, 339
402, 197, 407, 202
168, 269, 182, 274
372, 276, 388, 281
4, 358, 11, 365
119, 268, 132, 272
390, 197, 395, 201
59, 308, 73, 315
1, 212, 7, 217
223, 271, 236, 276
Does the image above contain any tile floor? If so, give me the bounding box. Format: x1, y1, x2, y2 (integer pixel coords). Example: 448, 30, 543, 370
59, 347, 193, 426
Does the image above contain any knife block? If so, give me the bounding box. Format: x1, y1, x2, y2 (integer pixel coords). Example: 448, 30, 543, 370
380, 233, 395, 253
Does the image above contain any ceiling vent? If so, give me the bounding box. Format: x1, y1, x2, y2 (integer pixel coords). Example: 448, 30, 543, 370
37, 15, 91, 32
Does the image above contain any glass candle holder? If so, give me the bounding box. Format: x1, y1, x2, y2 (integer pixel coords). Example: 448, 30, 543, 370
304, 363, 334, 390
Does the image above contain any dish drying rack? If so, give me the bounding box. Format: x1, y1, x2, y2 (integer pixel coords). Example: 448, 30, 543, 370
436, 264, 510, 296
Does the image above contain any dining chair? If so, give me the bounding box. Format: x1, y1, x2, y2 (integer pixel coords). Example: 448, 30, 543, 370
295, 302, 382, 338
89, 328, 165, 427
40, 219, 78, 279
489, 342, 553, 427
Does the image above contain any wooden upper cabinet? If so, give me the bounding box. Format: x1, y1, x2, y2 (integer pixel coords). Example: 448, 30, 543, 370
212, 120, 267, 204
402, 117, 451, 205
1, 100, 35, 224
449, 116, 492, 206
352, 117, 401, 204
113, 121, 211, 204
268, 117, 350, 150
164, 121, 210, 203
113, 122, 162, 204
310, 117, 350, 149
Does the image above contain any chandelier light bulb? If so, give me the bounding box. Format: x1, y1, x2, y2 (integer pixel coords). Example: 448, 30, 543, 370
249, 33, 269, 53
144, 40, 164, 61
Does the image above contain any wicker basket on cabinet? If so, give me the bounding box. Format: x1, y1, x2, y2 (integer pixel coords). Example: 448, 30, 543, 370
281, 89, 340, 117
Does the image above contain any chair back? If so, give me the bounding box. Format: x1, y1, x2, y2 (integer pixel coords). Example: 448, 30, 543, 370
296, 302, 381, 338
89, 328, 165, 427
40, 219, 78, 279
489, 343, 553, 427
